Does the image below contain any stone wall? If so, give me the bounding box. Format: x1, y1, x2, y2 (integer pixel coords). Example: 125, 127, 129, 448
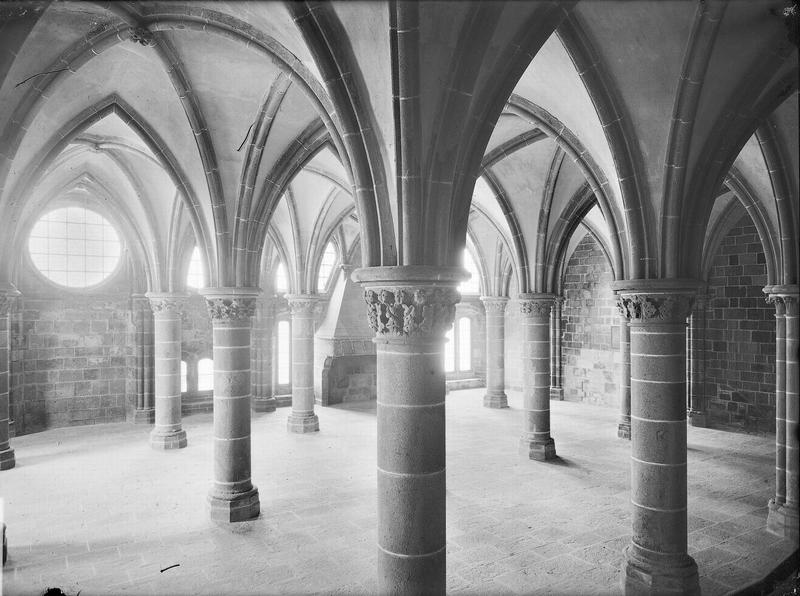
9, 261, 135, 434
561, 233, 620, 407
705, 214, 775, 430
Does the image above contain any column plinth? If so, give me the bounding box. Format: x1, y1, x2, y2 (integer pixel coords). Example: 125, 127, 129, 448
202, 287, 260, 523
354, 265, 465, 596
0, 287, 18, 470
286, 295, 319, 433
146, 293, 188, 450
614, 279, 700, 596
480, 296, 508, 408
616, 297, 631, 440
518, 294, 557, 461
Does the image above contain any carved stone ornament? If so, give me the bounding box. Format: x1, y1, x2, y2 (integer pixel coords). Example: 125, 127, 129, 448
519, 299, 552, 318
766, 294, 787, 315
363, 287, 459, 338
618, 293, 695, 323
205, 297, 257, 321
0, 294, 15, 316
148, 297, 185, 315
287, 297, 318, 317
481, 297, 508, 316
129, 26, 154, 46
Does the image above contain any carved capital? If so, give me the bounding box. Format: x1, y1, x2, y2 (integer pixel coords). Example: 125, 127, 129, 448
363, 286, 460, 338
480, 296, 509, 315
129, 26, 154, 46
766, 294, 787, 316
286, 295, 318, 317
147, 295, 186, 316
518, 294, 554, 319
617, 293, 695, 323
205, 297, 257, 322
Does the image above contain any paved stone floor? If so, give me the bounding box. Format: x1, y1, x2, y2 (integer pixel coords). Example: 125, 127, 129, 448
1, 388, 794, 595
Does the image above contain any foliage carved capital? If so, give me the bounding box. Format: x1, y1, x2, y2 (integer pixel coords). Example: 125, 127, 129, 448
363, 286, 460, 338
205, 297, 257, 322
617, 293, 695, 323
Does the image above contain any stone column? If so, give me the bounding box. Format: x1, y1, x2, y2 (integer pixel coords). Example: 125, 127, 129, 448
616, 297, 631, 440
518, 293, 556, 461
686, 293, 708, 427
354, 266, 462, 595
202, 287, 260, 522
131, 294, 155, 424
286, 295, 319, 433
480, 296, 508, 408
0, 285, 19, 471
550, 297, 564, 401
146, 293, 188, 449
615, 281, 700, 595
767, 286, 799, 542
252, 294, 277, 413
766, 290, 787, 534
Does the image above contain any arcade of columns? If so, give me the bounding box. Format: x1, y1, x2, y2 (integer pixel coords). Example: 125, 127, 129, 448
0, 271, 797, 591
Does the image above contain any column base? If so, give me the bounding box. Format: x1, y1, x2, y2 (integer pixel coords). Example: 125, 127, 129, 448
208, 486, 260, 523
483, 391, 508, 409
622, 545, 699, 596
0, 446, 15, 471
252, 397, 277, 413
767, 500, 800, 542
550, 386, 564, 401
519, 437, 556, 461
133, 408, 155, 424
287, 413, 319, 433
618, 421, 631, 440
687, 410, 707, 428
377, 545, 446, 595
149, 428, 187, 450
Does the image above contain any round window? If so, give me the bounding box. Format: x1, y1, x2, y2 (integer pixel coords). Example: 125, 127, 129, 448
28, 206, 121, 288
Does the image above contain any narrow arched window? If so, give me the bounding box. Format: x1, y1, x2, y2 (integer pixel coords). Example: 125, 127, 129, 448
277, 320, 291, 385
444, 326, 456, 373
198, 358, 214, 391
460, 249, 481, 294
458, 317, 471, 371
317, 242, 338, 292
180, 361, 188, 393
186, 246, 204, 289
275, 261, 289, 294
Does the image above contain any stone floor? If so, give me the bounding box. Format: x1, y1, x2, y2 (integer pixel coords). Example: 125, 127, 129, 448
0, 388, 794, 595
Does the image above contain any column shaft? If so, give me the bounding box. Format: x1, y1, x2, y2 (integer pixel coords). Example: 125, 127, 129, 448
782, 294, 799, 541
132, 295, 155, 424
768, 295, 787, 522
0, 289, 17, 470
203, 288, 260, 523
252, 296, 276, 412
550, 297, 564, 401
287, 296, 319, 433
147, 294, 187, 449
354, 267, 463, 595
616, 297, 631, 440
686, 295, 708, 427
617, 286, 699, 596
481, 297, 508, 408
519, 294, 556, 461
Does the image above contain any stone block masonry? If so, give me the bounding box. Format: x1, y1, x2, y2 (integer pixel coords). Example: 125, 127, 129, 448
705, 215, 775, 431
561, 233, 620, 408
10, 296, 134, 434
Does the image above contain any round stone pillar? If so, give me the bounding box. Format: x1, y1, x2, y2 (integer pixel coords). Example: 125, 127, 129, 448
132, 294, 155, 424
0, 286, 19, 471
518, 293, 556, 461
616, 297, 632, 440
550, 297, 564, 401
146, 293, 188, 449
686, 293, 708, 427
286, 295, 320, 433
480, 296, 508, 408
766, 290, 787, 535
354, 266, 463, 595
202, 287, 260, 522
615, 280, 700, 595
252, 294, 277, 413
